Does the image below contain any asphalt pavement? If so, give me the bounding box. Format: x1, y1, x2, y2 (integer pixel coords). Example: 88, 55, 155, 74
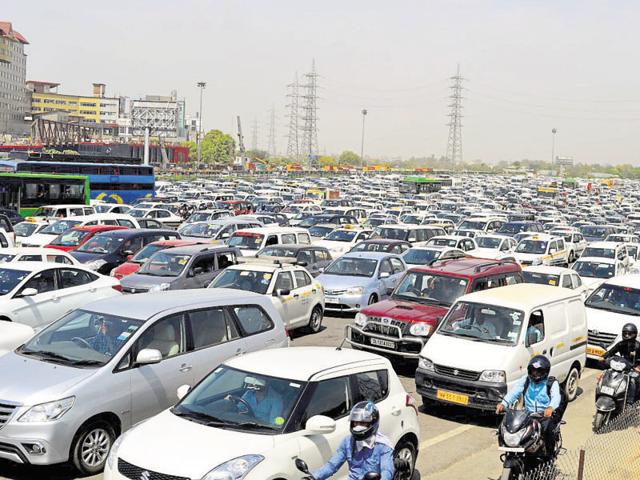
0, 313, 604, 480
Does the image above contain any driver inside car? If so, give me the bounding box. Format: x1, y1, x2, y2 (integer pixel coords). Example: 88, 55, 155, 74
238, 376, 284, 426
91, 318, 118, 355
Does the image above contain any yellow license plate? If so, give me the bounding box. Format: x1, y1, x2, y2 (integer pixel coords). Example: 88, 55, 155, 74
436, 389, 469, 405
586, 346, 605, 357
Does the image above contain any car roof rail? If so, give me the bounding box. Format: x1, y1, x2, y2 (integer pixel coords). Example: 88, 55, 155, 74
473, 258, 517, 273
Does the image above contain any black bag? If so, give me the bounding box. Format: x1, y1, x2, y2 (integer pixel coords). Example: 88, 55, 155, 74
523, 376, 568, 419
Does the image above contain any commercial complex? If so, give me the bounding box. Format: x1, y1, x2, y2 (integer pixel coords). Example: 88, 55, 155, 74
0, 21, 29, 136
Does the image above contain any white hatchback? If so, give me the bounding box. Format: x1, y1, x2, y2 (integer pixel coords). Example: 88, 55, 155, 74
105, 347, 420, 480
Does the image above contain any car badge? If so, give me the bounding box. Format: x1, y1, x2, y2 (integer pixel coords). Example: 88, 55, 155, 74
131, 288, 136, 294
382, 317, 391, 325
140, 472, 151, 480
592, 330, 599, 336
453, 369, 459, 376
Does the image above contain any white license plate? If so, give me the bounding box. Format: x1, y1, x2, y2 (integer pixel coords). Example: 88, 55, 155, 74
370, 338, 396, 349
600, 386, 615, 395
499, 447, 525, 452
325, 296, 338, 303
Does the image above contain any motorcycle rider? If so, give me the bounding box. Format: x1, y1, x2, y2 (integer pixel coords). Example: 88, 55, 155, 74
603, 323, 640, 403
312, 401, 395, 480
496, 355, 561, 456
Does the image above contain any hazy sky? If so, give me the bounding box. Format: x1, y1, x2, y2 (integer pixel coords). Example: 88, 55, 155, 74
6, 1, 640, 163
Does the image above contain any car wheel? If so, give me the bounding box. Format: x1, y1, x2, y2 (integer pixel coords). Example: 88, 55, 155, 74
564, 366, 580, 402
393, 438, 417, 480
368, 294, 378, 305
304, 306, 323, 334
71, 420, 116, 475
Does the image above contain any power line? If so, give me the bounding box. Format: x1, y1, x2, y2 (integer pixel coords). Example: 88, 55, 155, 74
300, 59, 320, 168
267, 105, 277, 156
250, 118, 259, 151
445, 64, 464, 166
285, 73, 301, 161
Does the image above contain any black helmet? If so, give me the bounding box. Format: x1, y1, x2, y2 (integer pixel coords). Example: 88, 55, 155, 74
527, 355, 551, 383
349, 401, 380, 441
622, 323, 638, 342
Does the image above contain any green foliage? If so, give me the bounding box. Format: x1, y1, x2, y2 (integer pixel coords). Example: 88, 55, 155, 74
183, 130, 235, 164
182, 141, 197, 160
319, 155, 337, 166
338, 150, 361, 165
246, 149, 268, 161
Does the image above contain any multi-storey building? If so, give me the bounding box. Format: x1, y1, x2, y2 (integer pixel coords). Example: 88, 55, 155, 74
0, 21, 29, 136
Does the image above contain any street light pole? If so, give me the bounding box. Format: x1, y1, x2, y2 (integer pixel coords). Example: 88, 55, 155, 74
196, 82, 206, 167
360, 109, 368, 168
551, 128, 557, 164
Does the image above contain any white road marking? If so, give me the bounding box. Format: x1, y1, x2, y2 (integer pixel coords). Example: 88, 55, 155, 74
419, 423, 475, 449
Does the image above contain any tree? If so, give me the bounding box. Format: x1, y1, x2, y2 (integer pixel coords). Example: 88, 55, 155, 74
246, 149, 268, 161
192, 130, 235, 164
338, 150, 361, 166
182, 141, 197, 160
319, 155, 337, 167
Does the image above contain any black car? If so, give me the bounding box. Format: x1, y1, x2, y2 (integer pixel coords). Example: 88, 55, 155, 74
256, 244, 333, 277
71, 229, 180, 274
297, 214, 358, 229
349, 239, 412, 254
0, 208, 22, 225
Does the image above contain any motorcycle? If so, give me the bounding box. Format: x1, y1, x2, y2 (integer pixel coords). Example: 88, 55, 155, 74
497, 406, 562, 480
594, 355, 635, 431
294, 458, 381, 480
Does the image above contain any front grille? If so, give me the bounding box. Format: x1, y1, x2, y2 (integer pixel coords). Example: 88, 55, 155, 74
588, 330, 618, 350
118, 459, 189, 480
434, 364, 480, 381
0, 442, 27, 463
364, 317, 409, 338
325, 288, 347, 295
122, 287, 148, 294
0, 402, 18, 429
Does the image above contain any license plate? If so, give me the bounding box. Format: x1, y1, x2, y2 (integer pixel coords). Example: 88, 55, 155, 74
499, 447, 525, 453
436, 389, 469, 405
325, 296, 338, 303
587, 346, 605, 357
600, 386, 615, 395
370, 338, 396, 349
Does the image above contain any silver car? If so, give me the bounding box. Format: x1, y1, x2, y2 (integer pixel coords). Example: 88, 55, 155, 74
0, 289, 289, 474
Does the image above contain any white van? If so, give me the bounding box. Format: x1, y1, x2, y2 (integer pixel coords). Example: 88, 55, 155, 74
371, 224, 446, 246
29, 204, 94, 221
416, 284, 587, 410
227, 226, 311, 255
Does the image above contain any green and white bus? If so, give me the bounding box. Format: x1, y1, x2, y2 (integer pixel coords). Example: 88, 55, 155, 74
0, 172, 90, 217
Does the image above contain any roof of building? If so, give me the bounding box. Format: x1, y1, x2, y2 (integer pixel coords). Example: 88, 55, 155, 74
0, 22, 28, 44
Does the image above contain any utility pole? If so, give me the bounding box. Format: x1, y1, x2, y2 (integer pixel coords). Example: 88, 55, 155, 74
551, 128, 557, 164
267, 105, 277, 157
285, 73, 301, 161
360, 109, 367, 167
300, 59, 320, 169
196, 81, 206, 167
445, 64, 464, 167
251, 118, 259, 151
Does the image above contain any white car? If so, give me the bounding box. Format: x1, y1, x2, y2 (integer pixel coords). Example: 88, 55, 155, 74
474, 235, 517, 260
402, 245, 466, 266
0, 247, 78, 265
523, 265, 589, 299
209, 260, 325, 333
427, 235, 478, 254
0, 262, 121, 354
581, 241, 631, 271
571, 256, 626, 288
104, 347, 420, 480
128, 208, 183, 228
550, 229, 587, 262
513, 234, 569, 267
314, 227, 372, 258
13, 220, 49, 246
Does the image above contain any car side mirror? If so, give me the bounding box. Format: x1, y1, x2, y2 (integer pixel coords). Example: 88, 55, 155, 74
295, 458, 311, 474
177, 384, 191, 400
192, 266, 204, 276
379, 271, 390, 279
275, 288, 290, 296
318, 267, 325, 273
136, 348, 162, 365
304, 415, 336, 435
18, 287, 38, 297
122, 250, 134, 257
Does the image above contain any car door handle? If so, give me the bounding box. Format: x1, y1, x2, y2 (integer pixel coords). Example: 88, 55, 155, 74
293, 294, 300, 298
235, 348, 245, 356
89, 287, 97, 293
52, 297, 60, 302
179, 364, 192, 373
391, 406, 402, 416
542, 350, 547, 355
550, 347, 554, 357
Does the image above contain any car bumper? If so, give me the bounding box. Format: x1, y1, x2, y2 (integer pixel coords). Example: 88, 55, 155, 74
0, 419, 75, 465
415, 367, 507, 411
323, 293, 367, 312
344, 324, 425, 358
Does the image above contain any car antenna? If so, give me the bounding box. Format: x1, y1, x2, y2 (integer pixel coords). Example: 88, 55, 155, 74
336, 337, 347, 351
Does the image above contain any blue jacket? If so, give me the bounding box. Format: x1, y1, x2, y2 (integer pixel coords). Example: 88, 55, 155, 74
241, 388, 283, 425
313, 434, 395, 480
501, 376, 560, 413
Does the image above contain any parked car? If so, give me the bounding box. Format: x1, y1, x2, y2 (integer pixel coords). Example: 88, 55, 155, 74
104, 347, 420, 480
0, 289, 289, 474
13, 220, 50, 246
523, 265, 588, 299
128, 208, 183, 228
402, 245, 466, 266
0, 247, 78, 265
513, 234, 569, 267
227, 227, 311, 256
571, 256, 625, 288
178, 218, 263, 243
313, 226, 372, 258
349, 239, 412, 254
474, 235, 517, 260
46, 225, 129, 252
256, 244, 333, 277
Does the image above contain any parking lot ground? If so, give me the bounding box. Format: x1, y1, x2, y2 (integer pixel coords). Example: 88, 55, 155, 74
0, 313, 602, 480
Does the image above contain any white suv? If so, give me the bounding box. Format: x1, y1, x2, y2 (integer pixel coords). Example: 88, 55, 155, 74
105, 347, 420, 480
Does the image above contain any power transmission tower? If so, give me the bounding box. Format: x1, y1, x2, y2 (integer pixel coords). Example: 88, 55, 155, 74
301, 60, 320, 168
251, 118, 259, 151
267, 105, 277, 156
445, 64, 464, 167
285, 73, 301, 161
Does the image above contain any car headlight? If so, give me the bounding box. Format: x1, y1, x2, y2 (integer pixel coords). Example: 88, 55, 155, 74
418, 357, 434, 372
355, 313, 368, 327
18, 396, 75, 423
479, 370, 506, 383
202, 455, 265, 480
86, 259, 107, 270
409, 323, 432, 337
149, 282, 171, 292
346, 286, 364, 295
106, 429, 130, 471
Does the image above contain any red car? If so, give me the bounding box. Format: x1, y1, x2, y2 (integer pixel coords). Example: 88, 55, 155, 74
110, 239, 205, 279
46, 225, 129, 252
220, 200, 253, 215
347, 257, 524, 360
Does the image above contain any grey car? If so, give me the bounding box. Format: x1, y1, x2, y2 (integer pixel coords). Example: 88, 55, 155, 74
0, 289, 289, 474
120, 245, 240, 293
256, 244, 333, 277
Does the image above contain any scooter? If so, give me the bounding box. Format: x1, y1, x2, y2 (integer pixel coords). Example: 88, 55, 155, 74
593, 355, 634, 431
497, 406, 562, 480
294, 458, 381, 480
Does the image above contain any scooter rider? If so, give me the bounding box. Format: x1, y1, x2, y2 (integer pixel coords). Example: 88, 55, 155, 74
312, 401, 395, 480
496, 355, 561, 456
603, 323, 640, 403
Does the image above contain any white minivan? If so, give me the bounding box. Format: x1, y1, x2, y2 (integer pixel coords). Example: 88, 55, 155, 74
227, 227, 311, 255
416, 284, 587, 410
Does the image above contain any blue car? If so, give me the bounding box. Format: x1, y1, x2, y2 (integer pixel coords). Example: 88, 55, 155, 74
317, 251, 407, 312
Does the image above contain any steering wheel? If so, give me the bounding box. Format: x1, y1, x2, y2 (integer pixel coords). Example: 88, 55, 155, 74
227, 395, 255, 416
71, 337, 93, 349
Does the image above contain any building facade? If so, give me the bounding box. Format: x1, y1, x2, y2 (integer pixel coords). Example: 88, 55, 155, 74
0, 21, 29, 136
130, 93, 186, 139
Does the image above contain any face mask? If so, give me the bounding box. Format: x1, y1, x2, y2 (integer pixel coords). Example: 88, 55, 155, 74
352, 425, 368, 433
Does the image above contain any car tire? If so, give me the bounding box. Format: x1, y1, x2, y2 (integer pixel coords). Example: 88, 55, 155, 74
368, 294, 378, 305
393, 438, 417, 480
564, 365, 580, 402
304, 305, 323, 334
70, 419, 116, 475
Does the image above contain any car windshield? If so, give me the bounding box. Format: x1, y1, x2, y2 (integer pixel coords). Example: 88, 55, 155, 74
572, 261, 614, 278
515, 240, 548, 254
403, 249, 441, 265
459, 220, 486, 230
174, 365, 305, 433
0, 254, 17, 263
187, 212, 212, 223
179, 223, 222, 238
228, 233, 264, 249
523, 271, 561, 286
429, 238, 457, 247
606, 235, 625, 243
325, 230, 358, 242
476, 237, 502, 249
581, 226, 608, 238
582, 247, 615, 259
131, 243, 167, 264
550, 231, 573, 242
76, 235, 124, 254
394, 271, 467, 307
128, 209, 146, 218
138, 252, 191, 277
299, 216, 325, 227
372, 227, 408, 241
259, 247, 297, 258
50, 229, 90, 247
93, 205, 110, 213
325, 257, 378, 277
19, 309, 143, 367
41, 220, 82, 235
498, 223, 527, 234
400, 215, 422, 225
586, 284, 640, 316
438, 302, 524, 345
0, 268, 29, 294
308, 225, 333, 237
14, 222, 39, 237
209, 269, 271, 294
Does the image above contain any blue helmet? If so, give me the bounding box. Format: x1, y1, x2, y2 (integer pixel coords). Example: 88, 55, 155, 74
349, 401, 380, 440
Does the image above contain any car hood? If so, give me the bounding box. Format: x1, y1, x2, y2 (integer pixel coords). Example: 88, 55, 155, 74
361, 298, 447, 325
119, 409, 276, 479
474, 248, 504, 260
45, 244, 74, 252
314, 240, 351, 251
0, 352, 96, 404
112, 262, 140, 279
121, 274, 177, 289
585, 305, 638, 333
317, 273, 373, 289
70, 251, 107, 263
20, 232, 56, 247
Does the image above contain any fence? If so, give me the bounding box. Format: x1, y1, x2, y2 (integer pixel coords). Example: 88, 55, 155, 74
522, 407, 640, 480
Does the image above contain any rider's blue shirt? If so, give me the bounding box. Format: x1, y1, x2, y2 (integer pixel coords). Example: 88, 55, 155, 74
502, 376, 560, 413
313, 434, 395, 480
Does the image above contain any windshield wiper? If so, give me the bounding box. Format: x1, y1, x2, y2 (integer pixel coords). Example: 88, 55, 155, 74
171, 407, 230, 426
231, 421, 279, 431
69, 359, 104, 367
21, 349, 73, 363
